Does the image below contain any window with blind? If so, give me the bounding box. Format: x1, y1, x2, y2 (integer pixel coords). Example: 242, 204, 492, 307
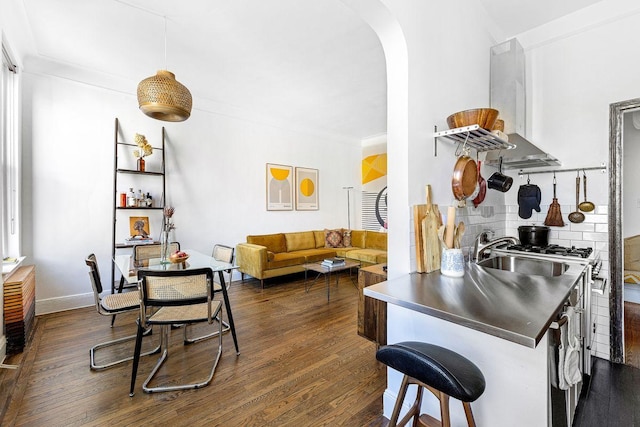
1, 43, 20, 259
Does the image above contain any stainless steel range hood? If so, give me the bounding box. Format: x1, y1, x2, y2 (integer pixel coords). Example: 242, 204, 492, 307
485, 38, 560, 170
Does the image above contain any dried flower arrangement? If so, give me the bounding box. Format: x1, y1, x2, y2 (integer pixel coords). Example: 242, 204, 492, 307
133, 133, 153, 159
163, 206, 176, 233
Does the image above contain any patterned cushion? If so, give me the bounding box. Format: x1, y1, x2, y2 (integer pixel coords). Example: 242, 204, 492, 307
343, 230, 352, 248
325, 229, 344, 248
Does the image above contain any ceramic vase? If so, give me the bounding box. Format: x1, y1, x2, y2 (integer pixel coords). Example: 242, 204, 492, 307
441, 248, 464, 277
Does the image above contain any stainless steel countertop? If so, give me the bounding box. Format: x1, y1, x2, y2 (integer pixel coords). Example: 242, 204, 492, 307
363, 261, 587, 348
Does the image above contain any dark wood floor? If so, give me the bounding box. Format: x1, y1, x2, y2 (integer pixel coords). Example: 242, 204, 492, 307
573, 358, 640, 427
625, 301, 640, 369
0, 273, 387, 426
4, 272, 640, 426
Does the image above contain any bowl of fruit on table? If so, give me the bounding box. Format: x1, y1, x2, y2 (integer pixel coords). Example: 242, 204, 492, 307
169, 250, 189, 263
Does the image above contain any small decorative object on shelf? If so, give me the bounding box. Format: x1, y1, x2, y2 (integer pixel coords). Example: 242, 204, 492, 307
127, 188, 136, 207
160, 206, 176, 264
133, 133, 152, 172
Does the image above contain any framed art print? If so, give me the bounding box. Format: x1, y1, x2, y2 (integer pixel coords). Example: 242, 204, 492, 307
295, 167, 318, 210
266, 163, 293, 211
129, 216, 150, 237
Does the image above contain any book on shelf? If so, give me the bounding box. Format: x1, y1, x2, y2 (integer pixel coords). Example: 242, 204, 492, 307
124, 236, 155, 245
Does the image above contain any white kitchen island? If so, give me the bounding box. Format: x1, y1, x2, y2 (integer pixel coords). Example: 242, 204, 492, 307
364, 263, 588, 427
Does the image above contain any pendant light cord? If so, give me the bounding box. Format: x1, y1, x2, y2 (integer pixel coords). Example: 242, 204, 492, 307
164, 16, 167, 70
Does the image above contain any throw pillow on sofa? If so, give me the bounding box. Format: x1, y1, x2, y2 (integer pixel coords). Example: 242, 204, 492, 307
343, 230, 352, 247
324, 229, 344, 248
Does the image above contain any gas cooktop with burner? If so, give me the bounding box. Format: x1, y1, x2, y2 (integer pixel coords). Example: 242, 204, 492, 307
504, 244, 593, 259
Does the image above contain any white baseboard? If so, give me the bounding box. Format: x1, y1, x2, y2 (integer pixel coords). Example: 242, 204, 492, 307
35, 292, 94, 315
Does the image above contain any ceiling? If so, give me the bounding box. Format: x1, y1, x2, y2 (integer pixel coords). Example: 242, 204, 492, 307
17, 0, 602, 140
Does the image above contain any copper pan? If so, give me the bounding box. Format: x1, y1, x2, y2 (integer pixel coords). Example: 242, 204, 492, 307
451, 155, 478, 200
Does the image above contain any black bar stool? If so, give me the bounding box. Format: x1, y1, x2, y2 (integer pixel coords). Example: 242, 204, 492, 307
376, 341, 486, 427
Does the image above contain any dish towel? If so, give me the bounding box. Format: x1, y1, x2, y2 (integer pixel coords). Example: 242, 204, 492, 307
558, 306, 582, 390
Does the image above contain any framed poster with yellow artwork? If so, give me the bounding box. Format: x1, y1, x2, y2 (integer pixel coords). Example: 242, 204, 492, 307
295, 167, 318, 210
266, 163, 293, 211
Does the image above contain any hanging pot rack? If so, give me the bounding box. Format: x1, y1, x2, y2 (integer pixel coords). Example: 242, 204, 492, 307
516, 163, 607, 177
433, 125, 516, 156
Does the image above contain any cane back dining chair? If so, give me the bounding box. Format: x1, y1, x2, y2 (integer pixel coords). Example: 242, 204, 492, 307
183, 244, 235, 344
112, 242, 182, 327
212, 244, 235, 289
85, 254, 159, 370
129, 267, 223, 396
134, 242, 180, 265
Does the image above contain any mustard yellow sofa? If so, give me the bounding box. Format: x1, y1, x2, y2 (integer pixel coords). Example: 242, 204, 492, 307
236, 230, 387, 288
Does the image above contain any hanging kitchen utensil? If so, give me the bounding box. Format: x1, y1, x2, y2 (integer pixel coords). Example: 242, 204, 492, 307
472, 157, 487, 208
451, 155, 478, 201
517, 175, 541, 219
579, 170, 595, 212
487, 156, 513, 192
451, 135, 478, 201
568, 172, 585, 223
544, 172, 565, 227
421, 185, 443, 273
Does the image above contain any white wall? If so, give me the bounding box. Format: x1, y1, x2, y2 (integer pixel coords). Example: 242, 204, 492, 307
623, 114, 640, 237
0, 0, 31, 362
21, 71, 362, 314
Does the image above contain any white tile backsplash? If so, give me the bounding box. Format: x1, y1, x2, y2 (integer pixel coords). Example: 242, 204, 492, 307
595, 223, 608, 233
569, 223, 595, 232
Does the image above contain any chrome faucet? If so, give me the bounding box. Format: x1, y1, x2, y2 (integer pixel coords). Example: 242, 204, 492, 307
473, 231, 519, 262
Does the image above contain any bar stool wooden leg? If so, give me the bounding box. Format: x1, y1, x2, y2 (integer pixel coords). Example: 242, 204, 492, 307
389, 375, 429, 427
411, 385, 424, 427
463, 402, 477, 427
389, 374, 409, 425
438, 390, 451, 427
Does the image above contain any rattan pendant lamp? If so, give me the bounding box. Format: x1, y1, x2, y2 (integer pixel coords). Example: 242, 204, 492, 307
137, 16, 192, 122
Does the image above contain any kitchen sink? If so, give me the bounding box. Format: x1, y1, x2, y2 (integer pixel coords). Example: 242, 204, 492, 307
477, 256, 569, 277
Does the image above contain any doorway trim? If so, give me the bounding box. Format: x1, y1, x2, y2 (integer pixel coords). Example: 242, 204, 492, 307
609, 97, 640, 363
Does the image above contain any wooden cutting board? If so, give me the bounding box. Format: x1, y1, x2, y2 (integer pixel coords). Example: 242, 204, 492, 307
422, 185, 443, 272
413, 204, 429, 272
